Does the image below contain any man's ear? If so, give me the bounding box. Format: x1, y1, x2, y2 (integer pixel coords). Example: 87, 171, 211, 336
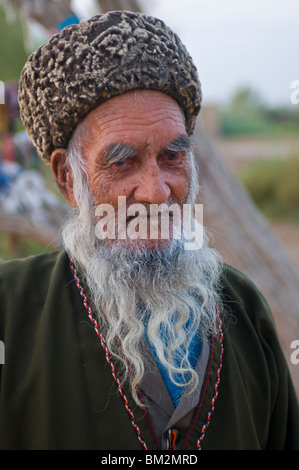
50, 149, 77, 207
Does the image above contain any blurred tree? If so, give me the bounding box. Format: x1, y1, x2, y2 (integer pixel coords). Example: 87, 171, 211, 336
230, 86, 264, 112
10, 0, 75, 31
0, 5, 28, 81
220, 86, 271, 136
97, 0, 141, 12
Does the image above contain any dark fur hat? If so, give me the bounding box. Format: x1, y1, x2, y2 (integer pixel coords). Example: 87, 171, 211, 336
18, 10, 202, 163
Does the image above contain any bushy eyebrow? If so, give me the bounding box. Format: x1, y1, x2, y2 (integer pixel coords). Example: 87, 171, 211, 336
100, 135, 191, 165
101, 143, 136, 165
162, 135, 191, 154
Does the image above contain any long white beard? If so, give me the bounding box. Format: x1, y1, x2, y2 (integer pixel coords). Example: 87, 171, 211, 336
61, 145, 223, 406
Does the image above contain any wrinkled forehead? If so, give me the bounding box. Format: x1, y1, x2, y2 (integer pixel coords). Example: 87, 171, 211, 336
76, 90, 188, 152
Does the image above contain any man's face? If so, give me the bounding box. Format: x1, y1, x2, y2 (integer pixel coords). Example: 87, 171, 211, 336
74, 90, 191, 249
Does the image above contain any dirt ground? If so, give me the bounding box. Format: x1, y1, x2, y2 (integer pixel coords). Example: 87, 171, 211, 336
214, 135, 299, 172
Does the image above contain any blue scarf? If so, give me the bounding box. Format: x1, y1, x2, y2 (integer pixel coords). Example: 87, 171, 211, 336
145, 314, 201, 407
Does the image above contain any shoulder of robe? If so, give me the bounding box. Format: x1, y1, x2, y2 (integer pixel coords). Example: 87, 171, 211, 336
0, 250, 67, 327
219, 263, 278, 337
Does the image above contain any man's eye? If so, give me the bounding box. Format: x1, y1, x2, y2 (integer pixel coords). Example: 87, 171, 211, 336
163, 152, 181, 162
113, 159, 127, 167
112, 155, 135, 168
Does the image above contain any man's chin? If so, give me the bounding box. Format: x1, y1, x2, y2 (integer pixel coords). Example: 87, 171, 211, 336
103, 237, 175, 253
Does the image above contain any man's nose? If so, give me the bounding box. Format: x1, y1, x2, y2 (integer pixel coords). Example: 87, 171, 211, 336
133, 161, 171, 205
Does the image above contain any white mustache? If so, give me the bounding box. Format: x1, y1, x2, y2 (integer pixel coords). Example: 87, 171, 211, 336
95, 196, 204, 249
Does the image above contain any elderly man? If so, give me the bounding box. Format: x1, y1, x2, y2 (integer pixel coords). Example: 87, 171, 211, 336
0, 11, 298, 451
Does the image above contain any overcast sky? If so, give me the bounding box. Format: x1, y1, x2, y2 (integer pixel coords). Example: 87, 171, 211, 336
73, 0, 299, 107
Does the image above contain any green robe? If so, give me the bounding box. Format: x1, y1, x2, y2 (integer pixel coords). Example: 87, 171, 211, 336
0, 250, 298, 450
